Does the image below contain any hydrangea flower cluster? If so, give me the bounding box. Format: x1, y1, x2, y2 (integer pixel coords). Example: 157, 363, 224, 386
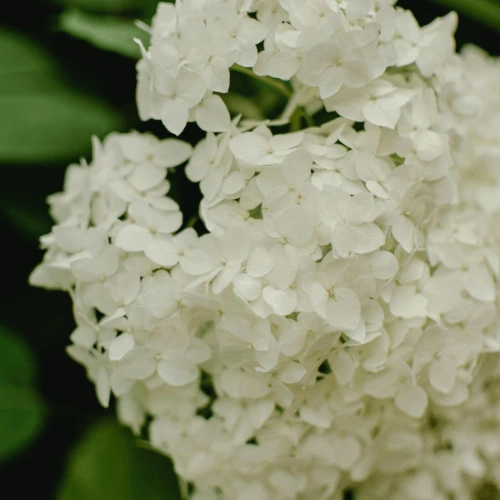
31, 1, 500, 499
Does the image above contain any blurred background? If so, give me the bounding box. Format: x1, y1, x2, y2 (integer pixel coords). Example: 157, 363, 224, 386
0, 0, 498, 498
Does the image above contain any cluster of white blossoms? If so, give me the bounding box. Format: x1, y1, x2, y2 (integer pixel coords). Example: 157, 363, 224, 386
31, 0, 500, 499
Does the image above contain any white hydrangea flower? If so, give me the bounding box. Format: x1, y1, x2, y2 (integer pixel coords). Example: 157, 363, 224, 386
31, 2, 500, 499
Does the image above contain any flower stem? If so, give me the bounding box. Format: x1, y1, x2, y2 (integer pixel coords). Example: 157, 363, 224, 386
426, 0, 500, 32
230, 64, 293, 98
290, 107, 302, 132
187, 214, 199, 228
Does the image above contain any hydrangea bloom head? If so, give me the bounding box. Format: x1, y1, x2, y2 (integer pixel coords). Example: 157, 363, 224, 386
31, 1, 500, 499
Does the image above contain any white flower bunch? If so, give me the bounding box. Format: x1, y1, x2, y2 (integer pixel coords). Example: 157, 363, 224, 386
31, 1, 500, 499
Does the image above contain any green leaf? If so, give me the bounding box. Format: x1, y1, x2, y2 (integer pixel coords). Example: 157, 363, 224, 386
55, 0, 138, 14
0, 28, 124, 164
133, 447, 182, 500
0, 28, 55, 75
222, 93, 265, 120
425, 0, 500, 32
0, 327, 46, 461
0, 386, 46, 461
0, 70, 68, 96
57, 0, 136, 13
59, 9, 149, 58
0, 91, 123, 164
55, 0, 168, 16
0, 191, 53, 241
0, 327, 36, 386
58, 419, 182, 500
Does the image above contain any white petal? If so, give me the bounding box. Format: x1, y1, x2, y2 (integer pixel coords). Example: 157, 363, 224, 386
229, 132, 268, 164
154, 138, 192, 167
185, 338, 212, 363
115, 347, 156, 380
249, 400, 274, 429
212, 264, 239, 294
95, 246, 120, 278
255, 337, 280, 370
279, 362, 307, 384
324, 87, 366, 120
116, 224, 153, 252
224, 226, 250, 264
177, 70, 206, 106
180, 249, 216, 275
96, 367, 111, 408
263, 286, 297, 316
127, 165, 166, 192
429, 358, 456, 394
333, 223, 385, 256
157, 359, 198, 386
390, 285, 427, 319
119, 134, 149, 162
343, 58, 374, 88
267, 52, 299, 80
330, 350, 356, 385
270, 132, 304, 152
233, 274, 263, 301
144, 239, 180, 267
110, 178, 140, 203
246, 247, 274, 277
110, 372, 134, 396
325, 287, 361, 330
70, 258, 99, 282
395, 384, 428, 418
161, 98, 189, 136
156, 210, 183, 234
334, 436, 362, 470
53, 226, 84, 253
318, 66, 344, 99
364, 251, 399, 279
363, 99, 401, 129
278, 322, 306, 357
300, 406, 331, 428
392, 215, 415, 253
272, 378, 294, 408
464, 264, 495, 302
195, 94, 231, 132
307, 281, 329, 318
109, 333, 135, 361
221, 171, 246, 195
70, 327, 97, 348
346, 0, 372, 20
364, 369, 399, 398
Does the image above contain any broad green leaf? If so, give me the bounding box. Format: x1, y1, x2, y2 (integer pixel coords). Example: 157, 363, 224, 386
133, 447, 182, 500
59, 9, 149, 58
0, 92, 123, 164
0, 70, 68, 96
426, 0, 500, 32
0, 192, 52, 241
0, 386, 46, 461
55, 0, 167, 16
58, 421, 133, 500
57, 0, 137, 12
222, 93, 265, 120
58, 419, 181, 500
0, 28, 54, 75
0, 327, 36, 386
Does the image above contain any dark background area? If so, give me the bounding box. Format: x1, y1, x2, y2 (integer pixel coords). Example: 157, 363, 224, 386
0, 1, 498, 498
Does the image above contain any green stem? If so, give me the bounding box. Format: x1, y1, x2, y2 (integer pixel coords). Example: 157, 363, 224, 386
230, 64, 292, 98
135, 439, 157, 451
187, 214, 199, 228
303, 110, 315, 128
426, 0, 500, 32
290, 107, 302, 132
